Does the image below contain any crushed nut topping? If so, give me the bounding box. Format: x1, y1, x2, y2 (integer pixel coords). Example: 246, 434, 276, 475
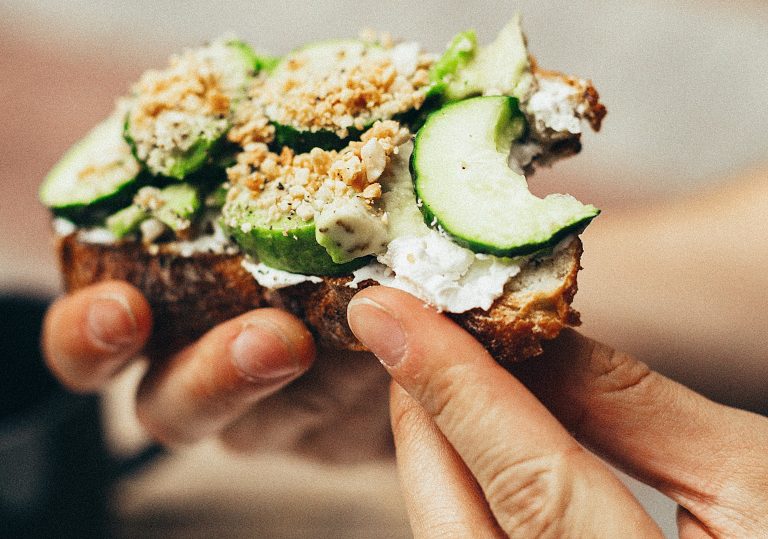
127, 38, 251, 176
225, 120, 410, 224
236, 41, 434, 139
134, 187, 166, 212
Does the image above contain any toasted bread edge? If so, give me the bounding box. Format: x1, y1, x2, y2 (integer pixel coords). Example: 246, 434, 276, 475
57, 234, 581, 362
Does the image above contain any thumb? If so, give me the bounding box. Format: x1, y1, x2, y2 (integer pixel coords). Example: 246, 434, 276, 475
347, 286, 662, 538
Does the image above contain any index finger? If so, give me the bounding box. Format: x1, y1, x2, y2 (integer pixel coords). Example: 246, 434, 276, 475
42, 280, 152, 392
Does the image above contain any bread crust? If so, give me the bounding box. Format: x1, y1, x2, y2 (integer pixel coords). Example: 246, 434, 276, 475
57, 234, 581, 362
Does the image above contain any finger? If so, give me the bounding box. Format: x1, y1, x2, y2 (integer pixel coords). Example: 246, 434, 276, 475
42, 280, 152, 392
390, 382, 506, 538
509, 329, 768, 533
136, 308, 314, 446
348, 287, 662, 537
676, 506, 715, 539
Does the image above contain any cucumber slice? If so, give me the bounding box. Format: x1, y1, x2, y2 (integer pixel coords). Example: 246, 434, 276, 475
412, 96, 598, 257
268, 40, 373, 152
125, 38, 259, 180
222, 195, 369, 275
152, 183, 201, 232
270, 39, 370, 79
315, 197, 389, 264
267, 39, 430, 151
430, 30, 477, 90
106, 205, 149, 239
271, 121, 365, 153
433, 15, 534, 102
40, 114, 141, 223
225, 38, 279, 74
106, 183, 201, 239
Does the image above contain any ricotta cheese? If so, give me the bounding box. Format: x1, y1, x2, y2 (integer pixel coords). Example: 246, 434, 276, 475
526, 77, 585, 137
241, 258, 323, 289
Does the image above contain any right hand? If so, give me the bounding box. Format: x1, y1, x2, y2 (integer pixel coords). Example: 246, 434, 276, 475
348, 286, 768, 538
41, 280, 394, 461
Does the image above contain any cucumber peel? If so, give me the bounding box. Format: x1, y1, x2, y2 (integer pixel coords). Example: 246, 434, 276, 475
271, 122, 365, 153
412, 96, 599, 257
106, 205, 149, 239
223, 207, 369, 275
40, 114, 142, 223
431, 15, 533, 102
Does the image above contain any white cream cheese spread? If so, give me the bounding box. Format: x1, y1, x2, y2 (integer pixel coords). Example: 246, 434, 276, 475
241, 258, 323, 289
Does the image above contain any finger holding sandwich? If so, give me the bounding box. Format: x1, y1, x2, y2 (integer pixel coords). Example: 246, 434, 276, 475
42, 282, 315, 446
348, 286, 768, 538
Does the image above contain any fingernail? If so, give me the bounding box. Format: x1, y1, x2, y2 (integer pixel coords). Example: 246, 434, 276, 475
231, 322, 300, 380
86, 295, 137, 350
347, 298, 406, 367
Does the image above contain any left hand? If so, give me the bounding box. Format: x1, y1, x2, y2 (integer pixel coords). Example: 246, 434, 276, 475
347, 286, 768, 538
41, 280, 393, 462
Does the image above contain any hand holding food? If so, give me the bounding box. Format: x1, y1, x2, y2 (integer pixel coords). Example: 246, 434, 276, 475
347, 286, 768, 538
41, 280, 315, 446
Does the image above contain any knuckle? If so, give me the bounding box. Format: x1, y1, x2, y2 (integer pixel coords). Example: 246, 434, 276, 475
410, 363, 467, 424
482, 448, 580, 538
591, 345, 654, 397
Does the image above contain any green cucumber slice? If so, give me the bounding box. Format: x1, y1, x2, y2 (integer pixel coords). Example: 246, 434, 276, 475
412, 96, 598, 257
270, 39, 370, 79
268, 40, 373, 152
106, 183, 201, 239
106, 205, 149, 239
433, 15, 534, 102
222, 195, 369, 275
40, 114, 142, 223
124, 38, 259, 180
152, 183, 201, 232
225, 38, 279, 74
271, 122, 365, 153
430, 30, 477, 89
267, 39, 431, 151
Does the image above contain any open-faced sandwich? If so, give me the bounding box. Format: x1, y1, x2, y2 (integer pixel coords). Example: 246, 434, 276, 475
41, 15, 605, 361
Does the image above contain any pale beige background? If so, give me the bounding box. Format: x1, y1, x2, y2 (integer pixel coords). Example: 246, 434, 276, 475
2, 1, 767, 536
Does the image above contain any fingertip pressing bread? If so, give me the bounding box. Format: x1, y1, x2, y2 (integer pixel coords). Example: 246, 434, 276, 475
57, 233, 581, 362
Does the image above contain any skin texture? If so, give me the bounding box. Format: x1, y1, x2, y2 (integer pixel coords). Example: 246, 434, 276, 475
346, 286, 768, 538
576, 167, 768, 413
41, 279, 395, 462
43, 280, 316, 447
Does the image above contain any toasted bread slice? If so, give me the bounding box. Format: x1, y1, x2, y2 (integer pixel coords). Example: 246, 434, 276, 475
56, 233, 581, 362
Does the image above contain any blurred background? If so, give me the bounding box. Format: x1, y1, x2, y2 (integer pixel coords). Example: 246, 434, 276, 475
1, 0, 766, 536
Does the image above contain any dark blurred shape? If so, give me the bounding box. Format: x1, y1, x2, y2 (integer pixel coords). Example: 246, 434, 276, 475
0, 295, 108, 538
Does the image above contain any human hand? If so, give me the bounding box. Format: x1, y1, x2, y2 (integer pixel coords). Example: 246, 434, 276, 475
347, 286, 768, 538
42, 280, 394, 460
